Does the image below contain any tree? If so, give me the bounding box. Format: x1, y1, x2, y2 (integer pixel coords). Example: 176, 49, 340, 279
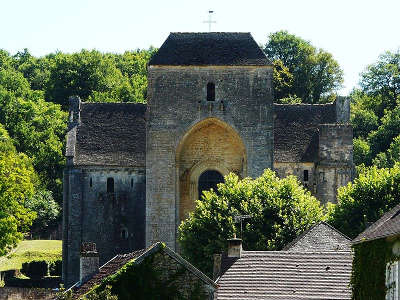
264, 31, 343, 103
360, 50, 400, 110
327, 164, 400, 239
178, 170, 324, 276
0, 124, 36, 255
25, 190, 60, 236
373, 135, 400, 168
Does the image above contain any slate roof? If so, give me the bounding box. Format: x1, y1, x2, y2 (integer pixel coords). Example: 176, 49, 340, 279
69, 242, 216, 299
148, 32, 272, 66
73, 102, 146, 167
273, 103, 337, 162
283, 222, 352, 251
353, 204, 400, 245
216, 251, 352, 300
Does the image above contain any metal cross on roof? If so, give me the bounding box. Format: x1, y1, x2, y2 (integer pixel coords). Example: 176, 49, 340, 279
203, 10, 216, 32
234, 215, 252, 238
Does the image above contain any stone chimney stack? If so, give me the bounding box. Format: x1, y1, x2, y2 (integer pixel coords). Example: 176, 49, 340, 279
213, 254, 222, 280
227, 234, 242, 258
80, 242, 99, 283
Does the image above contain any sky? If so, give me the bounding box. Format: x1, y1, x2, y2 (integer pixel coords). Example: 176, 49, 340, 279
1, 0, 399, 95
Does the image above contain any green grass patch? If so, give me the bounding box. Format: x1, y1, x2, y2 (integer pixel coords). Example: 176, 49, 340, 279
0, 240, 62, 271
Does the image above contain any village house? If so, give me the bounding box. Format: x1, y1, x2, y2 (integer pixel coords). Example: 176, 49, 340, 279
214, 222, 353, 300
352, 204, 400, 300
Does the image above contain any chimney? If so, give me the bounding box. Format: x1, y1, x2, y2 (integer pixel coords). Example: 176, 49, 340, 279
213, 254, 222, 280
80, 242, 99, 283
227, 234, 242, 258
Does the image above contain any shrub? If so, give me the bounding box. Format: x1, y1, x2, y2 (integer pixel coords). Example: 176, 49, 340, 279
49, 260, 62, 276
21, 260, 48, 279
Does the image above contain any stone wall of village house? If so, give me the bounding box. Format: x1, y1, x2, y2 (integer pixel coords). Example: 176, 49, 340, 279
146, 65, 274, 250
273, 162, 316, 194
63, 167, 145, 287
153, 251, 213, 299
0, 287, 56, 300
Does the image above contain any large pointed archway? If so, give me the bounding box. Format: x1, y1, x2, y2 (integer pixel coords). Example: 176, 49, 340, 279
176, 118, 247, 223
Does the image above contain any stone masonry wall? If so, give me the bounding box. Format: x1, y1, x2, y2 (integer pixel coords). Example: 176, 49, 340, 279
317, 124, 353, 204
63, 167, 145, 287
146, 66, 274, 249
153, 251, 213, 299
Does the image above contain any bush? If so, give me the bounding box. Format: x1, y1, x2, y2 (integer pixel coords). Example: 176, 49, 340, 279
21, 260, 48, 279
49, 260, 62, 276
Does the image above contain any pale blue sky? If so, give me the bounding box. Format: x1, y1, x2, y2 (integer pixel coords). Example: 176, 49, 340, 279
1, 0, 399, 95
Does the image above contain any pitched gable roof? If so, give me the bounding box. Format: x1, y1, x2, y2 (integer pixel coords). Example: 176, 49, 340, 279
283, 222, 351, 251
353, 203, 400, 245
70, 242, 216, 299
216, 251, 352, 300
273, 103, 337, 162
69, 101, 146, 167
149, 32, 272, 66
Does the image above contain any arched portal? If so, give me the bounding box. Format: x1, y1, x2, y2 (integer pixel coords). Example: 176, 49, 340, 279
176, 118, 246, 223
198, 170, 224, 199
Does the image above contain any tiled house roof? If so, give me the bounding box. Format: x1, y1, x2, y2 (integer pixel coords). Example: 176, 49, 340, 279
148, 32, 272, 66
216, 223, 352, 300
283, 222, 351, 251
216, 251, 352, 300
273, 103, 337, 162
353, 203, 400, 245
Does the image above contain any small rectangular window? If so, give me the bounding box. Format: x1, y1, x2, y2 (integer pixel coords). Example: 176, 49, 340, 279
303, 170, 309, 182
207, 82, 215, 101
131, 178, 133, 188
89, 178, 92, 188
107, 178, 114, 193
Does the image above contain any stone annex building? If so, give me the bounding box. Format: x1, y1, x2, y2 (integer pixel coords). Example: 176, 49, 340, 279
63, 32, 353, 286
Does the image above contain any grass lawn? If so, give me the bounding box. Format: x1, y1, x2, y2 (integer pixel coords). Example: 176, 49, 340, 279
0, 240, 62, 271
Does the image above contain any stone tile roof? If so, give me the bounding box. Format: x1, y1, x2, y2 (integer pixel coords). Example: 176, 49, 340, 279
73, 102, 146, 167
353, 204, 400, 245
148, 32, 272, 66
216, 251, 352, 300
283, 222, 351, 252
273, 103, 337, 163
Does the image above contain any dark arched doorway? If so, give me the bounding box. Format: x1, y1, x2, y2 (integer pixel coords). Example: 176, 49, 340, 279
198, 170, 224, 198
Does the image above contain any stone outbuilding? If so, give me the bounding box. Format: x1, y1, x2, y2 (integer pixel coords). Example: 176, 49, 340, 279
67, 242, 217, 300
214, 222, 353, 299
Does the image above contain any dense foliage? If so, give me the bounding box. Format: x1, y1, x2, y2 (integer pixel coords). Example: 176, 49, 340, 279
351, 239, 393, 300
327, 164, 400, 239
351, 50, 400, 167
0, 124, 36, 254
265, 31, 343, 103
178, 170, 324, 276
0, 47, 154, 254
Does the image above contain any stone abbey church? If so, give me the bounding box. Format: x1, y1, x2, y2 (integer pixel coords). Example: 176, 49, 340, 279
63, 32, 353, 286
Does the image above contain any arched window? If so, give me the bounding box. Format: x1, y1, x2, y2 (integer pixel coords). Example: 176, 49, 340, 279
198, 170, 224, 198
107, 177, 114, 193
207, 82, 215, 101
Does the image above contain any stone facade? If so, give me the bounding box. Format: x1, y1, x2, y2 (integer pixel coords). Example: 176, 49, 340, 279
63, 32, 353, 287
146, 65, 274, 249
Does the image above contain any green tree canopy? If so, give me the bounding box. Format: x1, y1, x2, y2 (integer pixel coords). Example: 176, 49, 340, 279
360, 50, 400, 110
178, 170, 324, 276
264, 31, 343, 103
0, 124, 36, 255
327, 164, 400, 239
